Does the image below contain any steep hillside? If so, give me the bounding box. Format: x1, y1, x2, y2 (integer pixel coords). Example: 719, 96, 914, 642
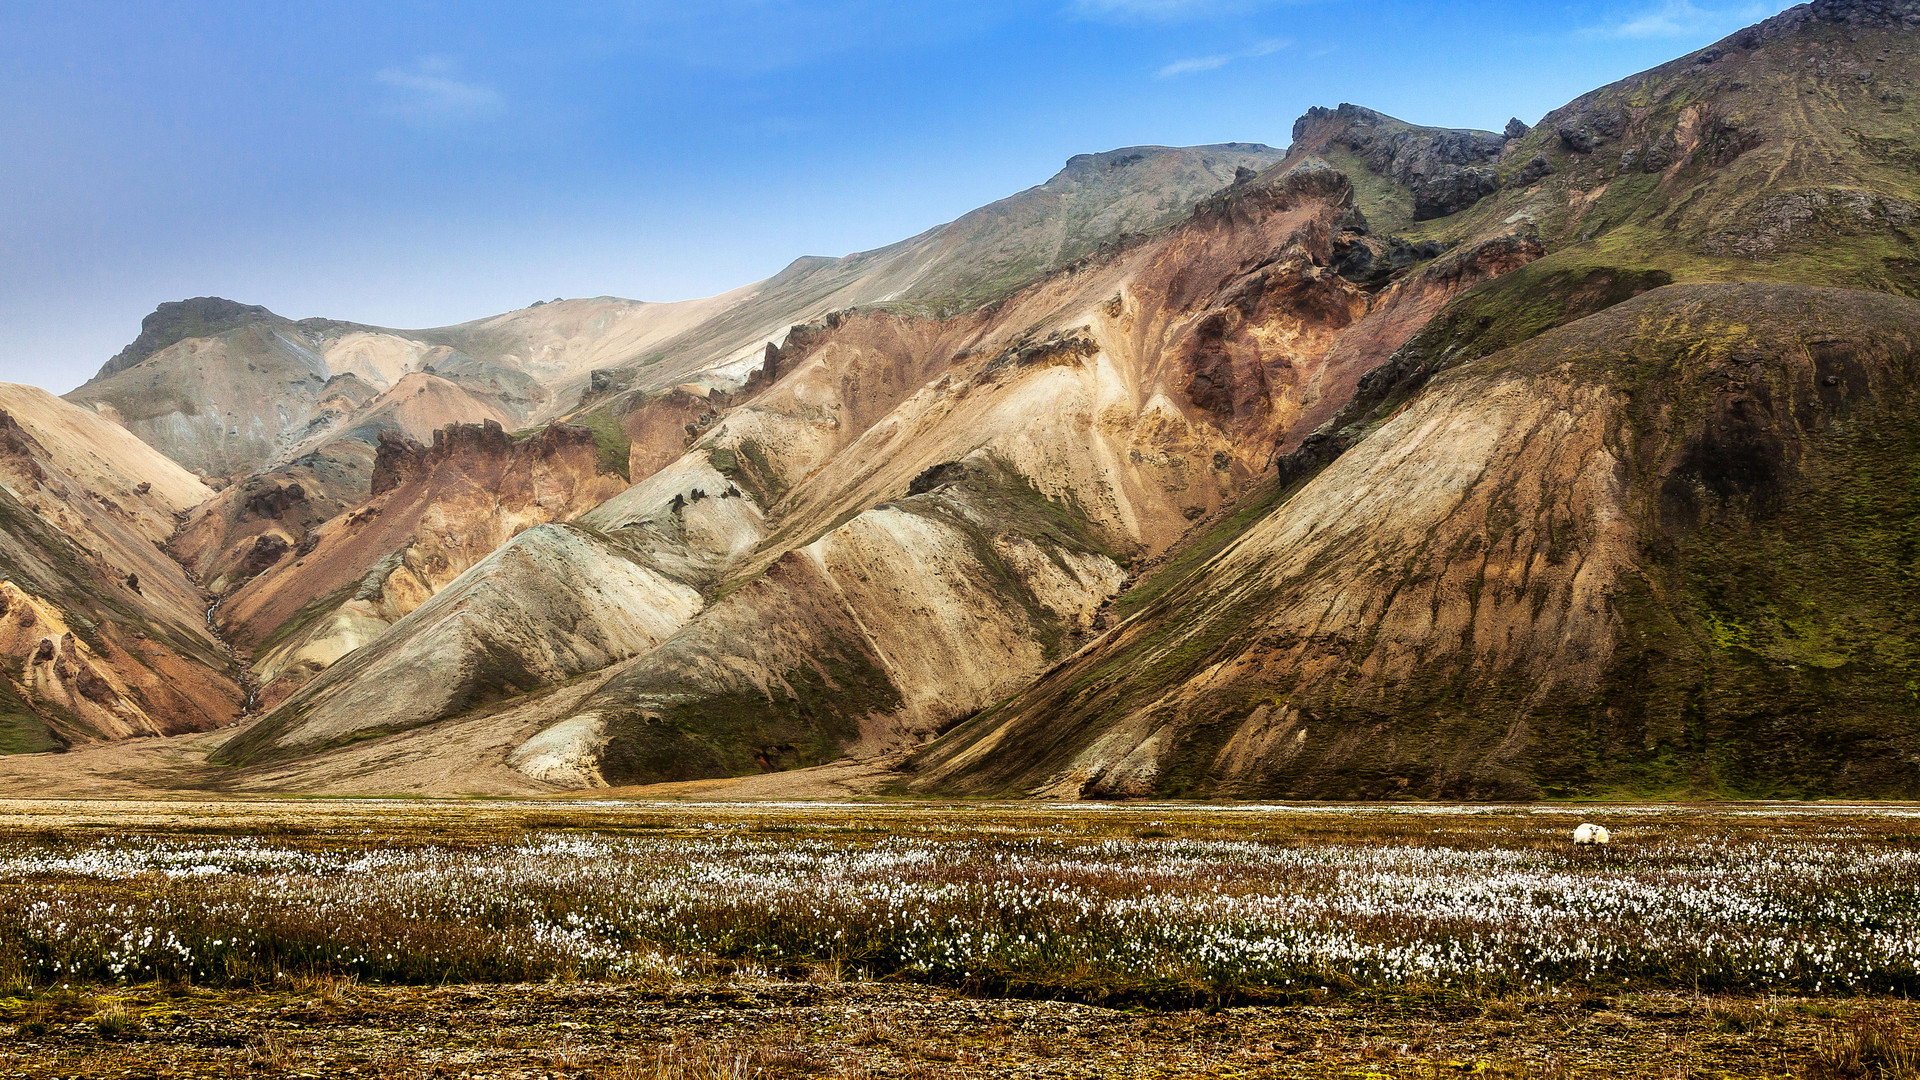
565, 144, 1287, 406
908, 284, 1920, 800
0, 384, 242, 751
212, 162, 1537, 780
903, 0, 1920, 801
216, 419, 629, 708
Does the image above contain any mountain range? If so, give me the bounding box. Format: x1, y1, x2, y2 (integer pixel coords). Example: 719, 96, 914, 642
2, 0, 1915, 800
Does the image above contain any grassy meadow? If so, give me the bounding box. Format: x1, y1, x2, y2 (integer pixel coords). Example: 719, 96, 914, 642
0, 798, 1917, 1077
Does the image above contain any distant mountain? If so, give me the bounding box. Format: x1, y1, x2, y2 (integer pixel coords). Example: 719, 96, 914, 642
63, 144, 1283, 491
61, 294, 744, 487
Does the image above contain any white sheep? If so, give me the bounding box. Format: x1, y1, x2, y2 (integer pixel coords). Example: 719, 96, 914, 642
1572, 823, 1612, 846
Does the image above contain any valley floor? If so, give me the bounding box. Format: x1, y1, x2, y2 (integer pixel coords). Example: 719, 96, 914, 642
0, 800, 1916, 1078
0, 732, 899, 800
4, 979, 1912, 1079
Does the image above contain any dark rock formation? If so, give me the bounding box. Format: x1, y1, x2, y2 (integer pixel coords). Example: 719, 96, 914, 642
1413, 167, 1501, 221
1292, 103, 1508, 221
374, 418, 604, 498
371, 431, 430, 497
589, 369, 632, 395
985, 331, 1101, 376
907, 461, 969, 496
1504, 117, 1531, 140
1557, 123, 1597, 154
742, 343, 782, 398
241, 481, 309, 521
0, 410, 47, 483
238, 534, 291, 577
746, 313, 852, 400
1333, 233, 1449, 286
1513, 155, 1556, 186
94, 297, 275, 381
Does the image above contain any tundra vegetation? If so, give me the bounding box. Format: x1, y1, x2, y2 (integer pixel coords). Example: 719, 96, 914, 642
0, 798, 1917, 1078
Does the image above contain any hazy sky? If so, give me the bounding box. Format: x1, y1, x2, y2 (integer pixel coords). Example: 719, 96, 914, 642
2, 0, 1787, 393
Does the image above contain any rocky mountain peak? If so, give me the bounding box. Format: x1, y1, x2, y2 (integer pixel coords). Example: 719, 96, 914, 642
1287, 103, 1508, 222
1793, 0, 1920, 27
93, 296, 278, 381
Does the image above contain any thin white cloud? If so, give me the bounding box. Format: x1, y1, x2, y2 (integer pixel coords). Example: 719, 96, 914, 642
1158, 54, 1233, 76
1587, 0, 1778, 39
375, 57, 503, 125
1155, 37, 1288, 78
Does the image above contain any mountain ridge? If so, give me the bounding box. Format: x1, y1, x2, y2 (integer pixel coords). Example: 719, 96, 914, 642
9, 1, 1919, 801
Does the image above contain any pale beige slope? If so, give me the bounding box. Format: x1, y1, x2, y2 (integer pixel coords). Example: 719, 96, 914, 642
0, 383, 213, 626
0, 384, 209, 524
422, 291, 761, 417
522, 454, 1127, 788
0, 384, 242, 747
211, 454, 768, 766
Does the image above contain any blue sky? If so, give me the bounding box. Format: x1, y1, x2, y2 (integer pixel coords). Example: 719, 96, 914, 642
1, 0, 1787, 393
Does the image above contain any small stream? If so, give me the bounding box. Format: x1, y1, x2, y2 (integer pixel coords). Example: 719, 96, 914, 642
202, 594, 260, 722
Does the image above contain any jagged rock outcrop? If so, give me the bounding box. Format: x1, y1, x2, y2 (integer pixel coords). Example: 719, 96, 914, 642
1290, 104, 1508, 222
369, 430, 431, 497
370, 418, 519, 496
212, 417, 630, 708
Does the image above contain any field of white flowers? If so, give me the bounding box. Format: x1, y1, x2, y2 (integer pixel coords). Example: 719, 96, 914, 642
2, 800, 1916, 1004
